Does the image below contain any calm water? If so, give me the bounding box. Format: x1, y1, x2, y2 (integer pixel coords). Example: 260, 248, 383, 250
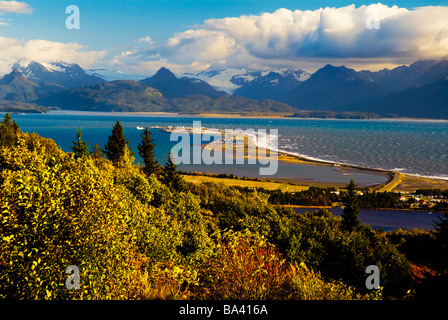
7, 110, 448, 183
293, 207, 444, 231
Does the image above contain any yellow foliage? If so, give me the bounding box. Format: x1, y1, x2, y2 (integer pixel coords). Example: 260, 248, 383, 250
287, 261, 370, 300
0, 136, 156, 299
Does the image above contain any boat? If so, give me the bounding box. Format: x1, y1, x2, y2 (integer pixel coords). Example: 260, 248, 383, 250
136, 126, 144, 130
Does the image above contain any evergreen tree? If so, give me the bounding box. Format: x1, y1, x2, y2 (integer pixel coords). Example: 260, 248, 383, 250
341, 178, 362, 232
70, 128, 90, 159
138, 126, 159, 176
0, 113, 21, 148
90, 143, 105, 159
104, 119, 134, 165
163, 152, 184, 191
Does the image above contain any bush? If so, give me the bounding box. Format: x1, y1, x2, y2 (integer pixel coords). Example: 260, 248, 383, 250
0, 137, 149, 299
286, 211, 411, 297
288, 262, 370, 300
195, 230, 293, 300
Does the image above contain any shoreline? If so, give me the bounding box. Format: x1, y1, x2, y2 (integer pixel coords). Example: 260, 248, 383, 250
43, 109, 448, 122
262, 150, 448, 192
275, 150, 401, 191
156, 123, 448, 192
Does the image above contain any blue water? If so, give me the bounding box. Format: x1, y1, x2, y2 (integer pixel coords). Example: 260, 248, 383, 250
7, 110, 448, 183
293, 207, 444, 231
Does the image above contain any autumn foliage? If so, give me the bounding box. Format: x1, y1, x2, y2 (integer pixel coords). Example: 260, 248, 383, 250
2, 114, 444, 300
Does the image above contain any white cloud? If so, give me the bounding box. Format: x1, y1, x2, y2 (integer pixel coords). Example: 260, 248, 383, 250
138, 36, 152, 43
0, 1, 32, 27
0, 36, 106, 74
111, 4, 448, 74
0, 1, 32, 14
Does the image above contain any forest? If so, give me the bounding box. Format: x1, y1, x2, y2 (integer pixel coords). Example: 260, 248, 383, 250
0, 113, 447, 300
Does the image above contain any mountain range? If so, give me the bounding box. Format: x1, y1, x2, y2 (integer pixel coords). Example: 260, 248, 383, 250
27, 64, 292, 114
1, 58, 447, 118
13, 61, 105, 89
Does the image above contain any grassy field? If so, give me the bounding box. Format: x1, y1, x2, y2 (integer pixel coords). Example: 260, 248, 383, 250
394, 174, 448, 193
183, 175, 310, 192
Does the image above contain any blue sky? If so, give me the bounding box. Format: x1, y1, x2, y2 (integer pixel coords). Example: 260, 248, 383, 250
7, 1, 448, 47
1, 0, 448, 74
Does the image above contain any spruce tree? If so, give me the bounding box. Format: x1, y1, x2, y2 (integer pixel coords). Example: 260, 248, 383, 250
104, 119, 134, 165
341, 178, 362, 232
0, 113, 20, 148
138, 126, 159, 176
70, 128, 90, 159
90, 143, 105, 159
163, 152, 184, 191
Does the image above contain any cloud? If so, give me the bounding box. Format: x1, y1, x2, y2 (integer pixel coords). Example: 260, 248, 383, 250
0, 36, 106, 74
0, 1, 32, 14
0, 1, 32, 27
138, 36, 152, 43
111, 4, 448, 73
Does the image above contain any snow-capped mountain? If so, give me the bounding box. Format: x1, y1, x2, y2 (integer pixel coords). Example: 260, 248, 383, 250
231, 69, 310, 100
182, 68, 310, 99
181, 68, 247, 94
231, 69, 310, 85
12, 60, 105, 89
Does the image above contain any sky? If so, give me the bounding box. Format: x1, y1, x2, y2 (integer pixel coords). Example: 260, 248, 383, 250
1, 0, 448, 75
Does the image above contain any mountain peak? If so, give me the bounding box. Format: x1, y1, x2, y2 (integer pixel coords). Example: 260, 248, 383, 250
311, 64, 356, 81
26, 61, 51, 74
322, 64, 336, 69
152, 67, 177, 80
140, 66, 226, 98
2, 69, 27, 84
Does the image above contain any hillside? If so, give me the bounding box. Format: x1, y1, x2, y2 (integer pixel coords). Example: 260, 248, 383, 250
35, 80, 170, 112
365, 77, 448, 119
281, 65, 390, 111
0, 99, 50, 113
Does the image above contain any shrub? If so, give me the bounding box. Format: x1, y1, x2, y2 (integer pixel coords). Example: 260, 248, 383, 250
163, 191, 215, 264
195, 230, 293, 300
139, 260, 198, 300
0, 137, 149, 299
287, 262, 370, 300
287, 211, 411, 297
